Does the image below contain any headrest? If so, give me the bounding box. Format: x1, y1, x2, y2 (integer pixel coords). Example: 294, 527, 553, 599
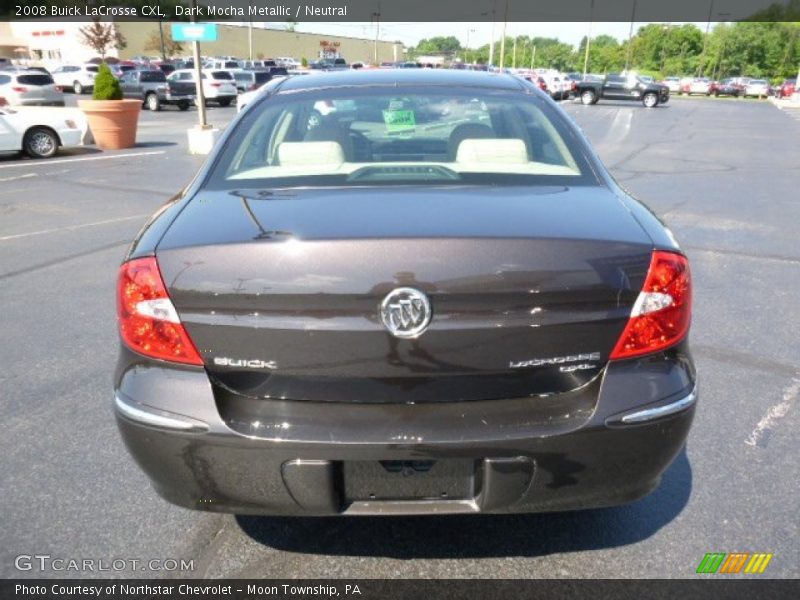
455, 138, 528, 164
277, 141, 345, 167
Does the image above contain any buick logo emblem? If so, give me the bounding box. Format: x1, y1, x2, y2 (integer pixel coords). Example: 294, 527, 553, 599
380, 287, 432, 339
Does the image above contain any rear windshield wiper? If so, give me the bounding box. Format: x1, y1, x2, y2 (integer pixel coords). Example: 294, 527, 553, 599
229, 189, 296, 201
231, 191, 294, 240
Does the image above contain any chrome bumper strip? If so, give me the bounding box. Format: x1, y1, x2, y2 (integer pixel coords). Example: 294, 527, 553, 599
113, 394, 209, 433
620, 387, 698, 424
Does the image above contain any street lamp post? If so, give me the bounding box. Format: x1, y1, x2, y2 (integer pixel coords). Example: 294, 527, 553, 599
248, 2, 253, 61
512, 34, 517, 68
373, 2, 381, 65
489, 1, 496, 67
624, 0, 637, 72
499, 0, 509, 70
189, 0, 207, 128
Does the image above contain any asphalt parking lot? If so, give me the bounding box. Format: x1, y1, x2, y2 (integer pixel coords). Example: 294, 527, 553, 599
1, 95, 798, 579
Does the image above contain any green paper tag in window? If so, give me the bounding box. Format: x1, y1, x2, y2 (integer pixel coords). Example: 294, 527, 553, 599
383, 109, 416, 133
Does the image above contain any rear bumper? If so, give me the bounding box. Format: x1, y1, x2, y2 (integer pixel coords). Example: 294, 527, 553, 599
165, 93, 194, 103
114, 345, 697, 516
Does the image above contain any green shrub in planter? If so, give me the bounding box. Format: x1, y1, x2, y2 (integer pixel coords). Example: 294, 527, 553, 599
93, 63, 123, 101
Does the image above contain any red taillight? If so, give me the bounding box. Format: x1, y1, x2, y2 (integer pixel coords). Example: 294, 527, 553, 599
12, 86, 27, 93
54, 85, 63, 92
610, 251, 691, 360
116, 257, 203, 366
209, 82, 222, 87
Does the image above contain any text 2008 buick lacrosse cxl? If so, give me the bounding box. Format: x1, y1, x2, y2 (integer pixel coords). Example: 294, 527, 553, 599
114, 70, 696, 516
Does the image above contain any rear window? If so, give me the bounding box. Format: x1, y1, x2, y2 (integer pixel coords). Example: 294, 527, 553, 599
211, 71, 233, 80
17, 74, 55, 85
206, 87, 594, 190
140, 71, 167, 82
254, 71, 274, 83
86, 66, 99, 73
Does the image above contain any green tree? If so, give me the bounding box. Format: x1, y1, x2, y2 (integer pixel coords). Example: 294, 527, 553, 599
92, 63, 123, 101
413, 36, 462, 59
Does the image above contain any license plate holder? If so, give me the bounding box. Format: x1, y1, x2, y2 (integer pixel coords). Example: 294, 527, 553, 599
343, 459, 476, 502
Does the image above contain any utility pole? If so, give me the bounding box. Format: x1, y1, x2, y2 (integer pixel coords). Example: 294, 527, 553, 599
583, 0, 594, 78
373, 2, 381, 65
499, 0, 509, 70
698, 0, 715, 76
624, 0, 637, 72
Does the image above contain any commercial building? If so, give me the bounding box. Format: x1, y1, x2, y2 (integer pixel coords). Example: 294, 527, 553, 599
0, 22, 29, 60
9, 21, 403, 67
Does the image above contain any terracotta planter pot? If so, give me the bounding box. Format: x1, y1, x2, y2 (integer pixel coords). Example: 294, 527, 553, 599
78, 99, 141, 150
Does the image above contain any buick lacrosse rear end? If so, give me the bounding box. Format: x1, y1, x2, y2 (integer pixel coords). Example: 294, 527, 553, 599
114, 70, 696, 515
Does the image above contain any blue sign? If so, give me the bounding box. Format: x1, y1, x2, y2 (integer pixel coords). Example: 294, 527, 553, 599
171, 23, 217, 43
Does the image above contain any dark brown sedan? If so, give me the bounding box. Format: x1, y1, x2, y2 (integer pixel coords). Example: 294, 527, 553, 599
114, 70, 696, 516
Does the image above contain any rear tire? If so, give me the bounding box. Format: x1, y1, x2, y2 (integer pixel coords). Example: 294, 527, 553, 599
218, 98, 232, 107
178, 101, 190, 111
73, 81, 83, 95
580, 90, 596, 105
146, 93, 161, 111
643, 92, 658, 108
23, 127, 58, 159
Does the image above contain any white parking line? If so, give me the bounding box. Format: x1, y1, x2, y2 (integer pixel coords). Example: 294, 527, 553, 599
0, 173, 37, 182
0, 214, 149, 242
0, 150, 166, 170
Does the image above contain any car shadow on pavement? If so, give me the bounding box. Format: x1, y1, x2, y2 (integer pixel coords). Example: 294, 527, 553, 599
0, 146, 102, 162
132, 141, 178, 148
235, 448, 692, 559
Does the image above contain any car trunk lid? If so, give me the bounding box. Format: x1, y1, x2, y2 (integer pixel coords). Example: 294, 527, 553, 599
156, 186, 653, 403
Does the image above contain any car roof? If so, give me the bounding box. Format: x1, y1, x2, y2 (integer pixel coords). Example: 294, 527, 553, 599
275, 69, 527, 93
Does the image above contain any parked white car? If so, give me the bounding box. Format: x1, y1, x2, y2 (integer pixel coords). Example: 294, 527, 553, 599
277, 57, 301, 68
682, 77, 712, 95
744, 79, 771, 97
0, 106, 82, 158
0, 71, 64, 106
662, 76, 682, 93
208, 59, 241, 70
51, 64, 99, 95
167, 69, 238, 106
